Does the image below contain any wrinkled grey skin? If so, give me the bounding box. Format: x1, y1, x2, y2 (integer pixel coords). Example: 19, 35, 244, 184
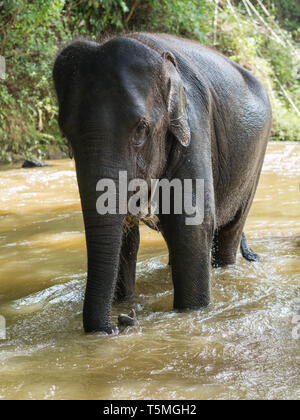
53, 33, 272, 334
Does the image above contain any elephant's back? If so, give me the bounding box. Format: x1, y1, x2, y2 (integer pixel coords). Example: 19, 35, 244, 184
129, 32, 271, 157
130, 33, 269, 107
128, 33, 272, 228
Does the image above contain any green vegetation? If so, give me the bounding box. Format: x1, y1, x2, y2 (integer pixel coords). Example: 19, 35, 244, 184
0, 0, 299, 162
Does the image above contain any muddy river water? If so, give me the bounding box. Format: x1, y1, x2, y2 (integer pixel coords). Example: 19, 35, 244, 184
0, 142, 299, 400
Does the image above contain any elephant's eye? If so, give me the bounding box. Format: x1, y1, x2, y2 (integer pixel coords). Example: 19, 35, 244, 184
136, 121, 148, 133
133, 120, 149, 147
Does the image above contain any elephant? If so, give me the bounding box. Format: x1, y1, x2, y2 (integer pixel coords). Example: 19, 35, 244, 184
53, 33, 272, 334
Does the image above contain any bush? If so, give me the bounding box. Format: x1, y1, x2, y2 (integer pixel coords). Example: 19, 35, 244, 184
0, 0, 299, 162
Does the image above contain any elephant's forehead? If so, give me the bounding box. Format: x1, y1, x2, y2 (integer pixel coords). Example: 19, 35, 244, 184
82, 67, 154, 119
74, 38, 164, 128
99, 36, 161, 68
93, 37, 162, 88
84, 57, 160, 117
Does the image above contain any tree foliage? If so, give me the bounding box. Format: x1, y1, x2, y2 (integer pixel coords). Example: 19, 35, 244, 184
0, 0, 299, 162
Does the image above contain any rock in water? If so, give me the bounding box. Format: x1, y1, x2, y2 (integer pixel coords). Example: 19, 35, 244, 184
118, 309, 136, 327
22, 158, 47, 168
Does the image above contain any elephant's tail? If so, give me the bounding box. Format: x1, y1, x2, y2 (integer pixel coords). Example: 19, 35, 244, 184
240, 232, 260, 262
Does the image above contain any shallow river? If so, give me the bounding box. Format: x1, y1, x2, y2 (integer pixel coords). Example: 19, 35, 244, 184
0, 142, 299, 400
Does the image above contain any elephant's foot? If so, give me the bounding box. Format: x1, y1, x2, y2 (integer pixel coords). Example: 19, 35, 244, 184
118, 308, 136, 329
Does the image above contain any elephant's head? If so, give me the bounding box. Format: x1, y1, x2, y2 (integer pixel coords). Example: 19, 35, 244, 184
53, 36, 190, 333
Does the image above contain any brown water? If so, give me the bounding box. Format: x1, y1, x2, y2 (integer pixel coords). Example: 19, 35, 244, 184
0, 142, 299, 400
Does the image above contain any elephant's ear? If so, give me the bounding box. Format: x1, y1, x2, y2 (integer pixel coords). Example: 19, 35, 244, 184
162, 52, 191, 147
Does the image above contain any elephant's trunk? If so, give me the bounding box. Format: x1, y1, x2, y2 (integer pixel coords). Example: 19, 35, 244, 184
75, 155, 124, 334
83, 213, 123, 333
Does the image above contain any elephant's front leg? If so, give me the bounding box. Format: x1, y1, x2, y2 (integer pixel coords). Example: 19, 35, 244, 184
114, 222, 140, 302
160, 214, 213, 310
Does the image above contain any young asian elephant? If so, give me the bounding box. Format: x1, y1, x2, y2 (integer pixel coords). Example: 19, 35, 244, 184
53, 33, 272, 334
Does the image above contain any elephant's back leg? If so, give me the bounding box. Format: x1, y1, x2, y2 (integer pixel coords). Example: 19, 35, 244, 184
212, 185, 259, 267
212, 208, 245, 267
212, 133, 268, 268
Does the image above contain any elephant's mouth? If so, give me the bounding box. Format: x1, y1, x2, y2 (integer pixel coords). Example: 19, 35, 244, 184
124, 188, 161, 232
124, 213, 160, 232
